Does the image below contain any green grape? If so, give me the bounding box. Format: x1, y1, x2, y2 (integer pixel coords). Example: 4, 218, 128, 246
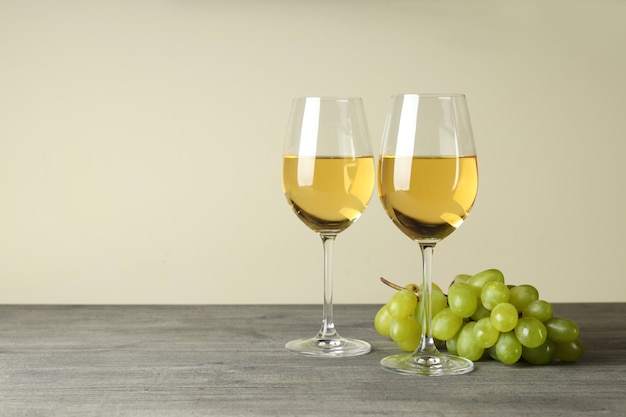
490, 302, 518, 332
472, 317, 500, 348
522, 300, 553, 322
514, 317, 547, 348
414, 300, 423, 327
432, 307, 463, 340
508, 284, 539, 313
467, 268, 505, 289
470, 298, 491, 321
554, 339, 584, 362
494, 331, 523, 364
397, 334, 421, 352
448, 282, 478, 318
522, 339, 555, 365
390, 316, 421, 343
416, 288, 448, 326
387, 289, 417, 319
431, 288, 448, 317
374, 304, 393, 337
456, 322, 484, 361
544, 317, 580, 343
481, 281, 511, 310
453, 274, 471, 284
446, 331, 459, 355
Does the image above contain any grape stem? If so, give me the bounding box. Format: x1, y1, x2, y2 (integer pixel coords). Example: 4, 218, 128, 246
379, 277, 420, 299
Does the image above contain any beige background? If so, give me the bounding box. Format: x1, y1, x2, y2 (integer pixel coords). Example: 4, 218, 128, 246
1, 0, 625, 304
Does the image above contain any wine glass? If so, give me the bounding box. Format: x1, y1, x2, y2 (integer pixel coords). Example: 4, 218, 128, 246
282, 97, 375, 357
378, 93, 478, 375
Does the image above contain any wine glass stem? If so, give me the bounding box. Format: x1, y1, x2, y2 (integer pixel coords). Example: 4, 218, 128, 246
417, 243, 438, 355
318, 233, 338, 339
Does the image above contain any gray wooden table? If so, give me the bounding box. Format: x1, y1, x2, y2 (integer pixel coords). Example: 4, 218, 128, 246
0, 303, 624, 416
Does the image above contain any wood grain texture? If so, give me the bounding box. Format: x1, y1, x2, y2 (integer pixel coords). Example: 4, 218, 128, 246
0, 303, 624, 416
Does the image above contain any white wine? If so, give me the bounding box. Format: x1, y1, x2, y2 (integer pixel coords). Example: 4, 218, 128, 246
283, 156, 374, 234
378, 155, 478, 241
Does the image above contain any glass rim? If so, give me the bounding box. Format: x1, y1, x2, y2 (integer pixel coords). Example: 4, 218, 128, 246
391, 93, 466, 98
291, 96, 363, 102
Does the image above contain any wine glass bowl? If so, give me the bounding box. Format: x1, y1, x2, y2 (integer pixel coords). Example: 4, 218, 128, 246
378, 93, 478, 375
282, 155, 373, 235
378, 155, 478, 242
282, 97, 375, 357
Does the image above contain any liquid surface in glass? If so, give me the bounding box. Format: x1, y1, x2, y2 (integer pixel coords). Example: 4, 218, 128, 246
283, 155, 374, 234
378, 155, 478, 242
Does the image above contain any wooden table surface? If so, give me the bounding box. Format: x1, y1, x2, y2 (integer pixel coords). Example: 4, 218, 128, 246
0, 303, 624, 416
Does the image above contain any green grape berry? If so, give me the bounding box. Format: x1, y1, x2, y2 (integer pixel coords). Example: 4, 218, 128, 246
453, 274, 471, 284
431, 288, 448, 317
515, 316, 547, 348
417, 288, 448, 326
467, 268, 505, 289
456, 322, 485, 361
472, 316, 500, 348
390, 316, 420, 343
481, 281, 511, 310
448, 282, 478, 318
446, 330, 460, 355
374, 304, 393, 337
397, 333, 421, 352
490, 302, 519, 332
522, 299, 554, 322
522, 339, 555, 365
509, 284, 539, 313
544, 317, 580, 343
432, 307, 464, 341
494, 331, 523, 364
554, 339, 584, 362
387, 289, 417, 319
471, 298, 491, 321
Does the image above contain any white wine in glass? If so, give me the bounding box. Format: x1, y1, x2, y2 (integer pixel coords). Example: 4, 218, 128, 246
378, 93, 478, 375
282, 97, 374, 357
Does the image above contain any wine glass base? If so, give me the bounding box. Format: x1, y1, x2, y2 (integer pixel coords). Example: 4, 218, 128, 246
286, 336, 371, 358
380, 352, 474, 376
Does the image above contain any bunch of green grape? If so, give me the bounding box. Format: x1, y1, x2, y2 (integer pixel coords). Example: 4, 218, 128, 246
374, 269, 583, 365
